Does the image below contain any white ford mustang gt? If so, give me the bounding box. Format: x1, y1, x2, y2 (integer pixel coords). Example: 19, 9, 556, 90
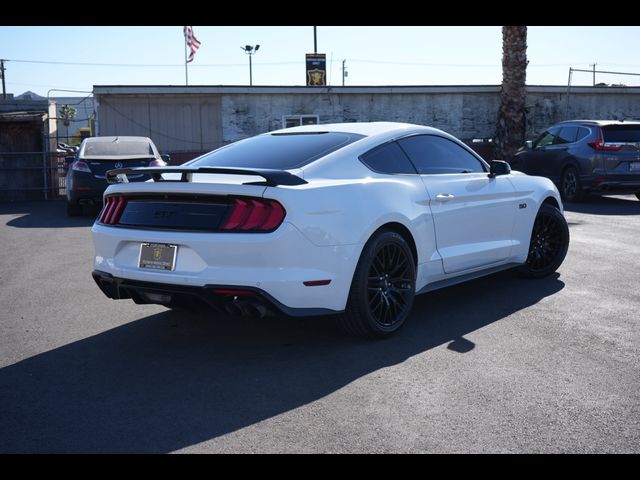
92, 122, 569, 337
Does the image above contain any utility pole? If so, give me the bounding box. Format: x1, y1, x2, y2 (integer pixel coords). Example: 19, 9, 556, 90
313, 26, 317, 53
342, 59, 347, 86
590, 63, 597, 86
0, 60, 6, 100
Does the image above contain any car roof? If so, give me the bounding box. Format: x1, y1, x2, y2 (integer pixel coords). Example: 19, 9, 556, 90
556, 119, 640, 127
268, 121, 441, 137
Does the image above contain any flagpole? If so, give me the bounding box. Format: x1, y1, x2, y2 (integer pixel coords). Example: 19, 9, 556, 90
184, 30, 189, 86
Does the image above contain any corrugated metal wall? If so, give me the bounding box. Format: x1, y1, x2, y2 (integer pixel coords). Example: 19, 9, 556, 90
97, 94, 222, 153
95, 87, 640, 155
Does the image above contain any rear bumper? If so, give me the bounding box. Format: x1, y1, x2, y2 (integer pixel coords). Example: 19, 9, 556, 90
92, 270, 338, 317
91, 222, 362, 312
583, 173, 640, 194
67, 172, 108, 203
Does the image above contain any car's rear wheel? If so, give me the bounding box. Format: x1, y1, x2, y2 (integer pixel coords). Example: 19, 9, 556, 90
518, 203, 569, 278
560, 166, 585, 202
338, 230, 416, 338
66, 201, 82, 216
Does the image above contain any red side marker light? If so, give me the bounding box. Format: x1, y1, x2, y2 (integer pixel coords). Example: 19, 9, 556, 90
303, 280, 332, 286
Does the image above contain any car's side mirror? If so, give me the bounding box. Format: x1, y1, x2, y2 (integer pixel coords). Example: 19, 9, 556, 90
161, 154, 171, 163
488, 160, 511, 178
525, 140, 533, 150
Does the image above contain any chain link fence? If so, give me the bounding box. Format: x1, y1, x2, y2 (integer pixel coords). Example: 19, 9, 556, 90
0, 139, 211, 203
0, 150, 69, 202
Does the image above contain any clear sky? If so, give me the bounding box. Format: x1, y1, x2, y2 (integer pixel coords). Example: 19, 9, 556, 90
2, 26, 640, 97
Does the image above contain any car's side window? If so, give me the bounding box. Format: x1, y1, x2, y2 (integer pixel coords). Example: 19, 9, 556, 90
359, 141, 417, 174
576, 127, 591, 142
555, 126, 579, 144
397, 135, 486, 174
533, 127, 560, 149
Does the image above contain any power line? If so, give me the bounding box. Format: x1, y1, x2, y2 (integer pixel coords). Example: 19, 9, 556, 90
7, 57, 602, 69
7, 58, 300, 68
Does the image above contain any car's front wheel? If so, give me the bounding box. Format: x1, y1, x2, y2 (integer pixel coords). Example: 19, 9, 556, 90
338, 230, 416, 338
518, 203, 570, 278
560, 166, 585, 202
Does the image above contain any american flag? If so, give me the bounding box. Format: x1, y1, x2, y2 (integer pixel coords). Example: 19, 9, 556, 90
183, 26, 201, 63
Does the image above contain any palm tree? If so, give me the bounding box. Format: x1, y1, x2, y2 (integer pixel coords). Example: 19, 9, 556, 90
495, 26, 528, 162
59, 104, 77, 144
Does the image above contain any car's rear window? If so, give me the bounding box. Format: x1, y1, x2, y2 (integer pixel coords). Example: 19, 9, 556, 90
602, 125, 640, 143
190, 132, 365, 170
84, 141, 153, 156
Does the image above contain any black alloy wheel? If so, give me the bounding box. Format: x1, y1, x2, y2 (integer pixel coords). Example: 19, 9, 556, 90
560, 166, 584, 202
519, 203, 570, 278
339, 230, 416, 338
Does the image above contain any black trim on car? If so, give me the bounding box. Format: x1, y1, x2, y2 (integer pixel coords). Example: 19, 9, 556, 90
91, 270, 341, 317
105, 166, 308, 187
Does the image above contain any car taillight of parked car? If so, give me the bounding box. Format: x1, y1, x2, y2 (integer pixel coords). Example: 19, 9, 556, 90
221, 198, 286, 232
588, 128, 623, 152
99, 196, 128, 225
148, 159, 167, 167
71, 160, 92, 173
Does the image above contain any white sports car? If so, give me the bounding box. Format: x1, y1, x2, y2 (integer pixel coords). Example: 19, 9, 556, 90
92, 122, 569, 337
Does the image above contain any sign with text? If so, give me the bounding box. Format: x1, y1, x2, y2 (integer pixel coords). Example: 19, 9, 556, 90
306, 53, 327, 86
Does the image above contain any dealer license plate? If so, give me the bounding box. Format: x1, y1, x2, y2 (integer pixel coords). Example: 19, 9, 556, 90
138, 243, 177, 271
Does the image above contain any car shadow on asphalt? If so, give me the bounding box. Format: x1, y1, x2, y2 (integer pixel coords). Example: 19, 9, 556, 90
0, 270, 564, 453
563, 195, 639, 215
2, 201, 100, 228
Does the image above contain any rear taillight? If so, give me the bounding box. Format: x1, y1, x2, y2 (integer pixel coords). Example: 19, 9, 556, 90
71, 160, 91, 173
221, 197, 285, 232
98, 196, 128, 225
148, 159, 167, 167
589, 128, 623, 151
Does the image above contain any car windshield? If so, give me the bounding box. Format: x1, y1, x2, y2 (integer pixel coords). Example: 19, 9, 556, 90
602, 125, 640, 143
84, 141, 153, 156
189, 132, 365, 170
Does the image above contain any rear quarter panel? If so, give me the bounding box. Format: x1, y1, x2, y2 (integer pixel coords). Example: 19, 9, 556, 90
265, 176, 437, 266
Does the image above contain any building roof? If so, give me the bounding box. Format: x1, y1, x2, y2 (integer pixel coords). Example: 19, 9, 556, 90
93, 85, 640, 95
0, 111, 47, 122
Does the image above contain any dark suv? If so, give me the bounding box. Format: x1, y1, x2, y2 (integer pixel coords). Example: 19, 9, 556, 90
511, 120, 640, 202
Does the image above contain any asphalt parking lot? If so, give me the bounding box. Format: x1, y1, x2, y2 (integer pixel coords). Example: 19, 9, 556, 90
0, 196, 638, 453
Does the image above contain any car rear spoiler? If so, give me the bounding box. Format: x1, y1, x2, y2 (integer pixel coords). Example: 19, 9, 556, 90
105, 166, 307, 187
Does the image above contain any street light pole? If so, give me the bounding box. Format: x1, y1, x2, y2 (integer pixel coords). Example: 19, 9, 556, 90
313, 26, 317, 53
241, 45, 260, 86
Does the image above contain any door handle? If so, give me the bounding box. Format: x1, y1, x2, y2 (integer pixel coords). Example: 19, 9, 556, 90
435, 193, 455, 202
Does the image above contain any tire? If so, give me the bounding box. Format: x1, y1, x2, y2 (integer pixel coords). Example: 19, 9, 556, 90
560, 166, 585, 202
518, 203, 570, 278
337, 230, 416, 338
66, 201, 82, 216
